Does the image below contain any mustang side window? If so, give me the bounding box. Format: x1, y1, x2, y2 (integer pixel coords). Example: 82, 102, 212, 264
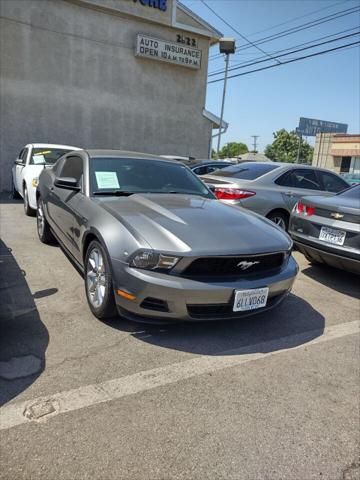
59, 156, 84, 183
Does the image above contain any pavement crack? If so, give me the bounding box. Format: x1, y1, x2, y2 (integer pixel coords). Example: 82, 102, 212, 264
342, 461, 360, 480
46, 334, 134, 370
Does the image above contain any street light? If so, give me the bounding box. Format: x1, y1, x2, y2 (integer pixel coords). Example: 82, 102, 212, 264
217, 38, 236, 155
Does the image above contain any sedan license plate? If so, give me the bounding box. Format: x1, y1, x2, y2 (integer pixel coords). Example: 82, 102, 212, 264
319, 226, 346, 246
233, 287, 269, 312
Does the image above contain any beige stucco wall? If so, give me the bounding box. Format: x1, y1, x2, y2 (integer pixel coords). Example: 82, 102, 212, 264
0, 0, 217, 190
312, 134, 360, 173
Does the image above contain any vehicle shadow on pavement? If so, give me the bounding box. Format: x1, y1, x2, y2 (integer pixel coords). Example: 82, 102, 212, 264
302, 264, 360, 299
0, 192, 22, 204
105, 293, 325, 356
0, 239, 49, 406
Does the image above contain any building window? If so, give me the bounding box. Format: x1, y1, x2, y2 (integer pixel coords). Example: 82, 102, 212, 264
340, 157, 351, 173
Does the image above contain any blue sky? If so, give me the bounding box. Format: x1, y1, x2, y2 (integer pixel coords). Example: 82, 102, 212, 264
182, 0, 360, 152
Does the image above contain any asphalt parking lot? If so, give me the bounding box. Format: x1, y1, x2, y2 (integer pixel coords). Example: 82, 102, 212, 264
0, 194, 359, 480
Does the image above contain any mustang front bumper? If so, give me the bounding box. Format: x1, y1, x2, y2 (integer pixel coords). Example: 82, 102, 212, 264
111, 256, 299, 322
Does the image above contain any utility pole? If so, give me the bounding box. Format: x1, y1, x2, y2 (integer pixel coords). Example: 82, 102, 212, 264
251, 135, 259, 153
216, 38, 236, 155
296, 133, 302, 163
217, 54, 230, 154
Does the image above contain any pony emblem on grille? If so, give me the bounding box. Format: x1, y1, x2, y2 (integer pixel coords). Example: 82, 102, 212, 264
237, 260, 260, 270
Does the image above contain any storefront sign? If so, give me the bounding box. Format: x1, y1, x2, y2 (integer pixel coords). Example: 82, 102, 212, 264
136, 34, 201, 69
297, 117, 348, 136
133, 0, 167, 12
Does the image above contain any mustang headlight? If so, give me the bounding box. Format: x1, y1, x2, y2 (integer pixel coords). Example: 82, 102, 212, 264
129, 250, 180, 271
32, 177, 39, 188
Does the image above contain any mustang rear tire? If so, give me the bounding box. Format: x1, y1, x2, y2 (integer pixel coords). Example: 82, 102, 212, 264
37, 197, 55, 244
85, 240, 117, 319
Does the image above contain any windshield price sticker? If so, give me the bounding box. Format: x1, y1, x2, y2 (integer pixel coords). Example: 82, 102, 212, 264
32, 154, 46, 165
95, 172, 120, 190
136, 34, 201, 69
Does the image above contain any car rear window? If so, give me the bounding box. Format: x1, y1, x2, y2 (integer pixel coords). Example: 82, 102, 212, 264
337, 184, 360, 198
210, 163, 279, 180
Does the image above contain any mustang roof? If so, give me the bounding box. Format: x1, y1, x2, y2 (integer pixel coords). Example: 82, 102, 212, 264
83, 149, 179, 162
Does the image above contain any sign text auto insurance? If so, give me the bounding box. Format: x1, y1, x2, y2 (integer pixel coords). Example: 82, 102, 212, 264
136, 34, 201, 69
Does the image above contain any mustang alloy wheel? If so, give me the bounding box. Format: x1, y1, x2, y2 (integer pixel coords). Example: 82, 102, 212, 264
87, 248, 106, 308
85, 241, 116, 319
37, 197, 55, 244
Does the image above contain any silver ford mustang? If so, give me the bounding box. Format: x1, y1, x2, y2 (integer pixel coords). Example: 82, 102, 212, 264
36, 150, 298, 323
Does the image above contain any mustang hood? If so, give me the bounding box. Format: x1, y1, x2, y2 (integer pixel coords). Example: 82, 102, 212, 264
98, 194, 291, 255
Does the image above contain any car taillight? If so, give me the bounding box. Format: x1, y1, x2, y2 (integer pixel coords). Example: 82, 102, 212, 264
214, 188, 256, 200
295, 201, 315, 216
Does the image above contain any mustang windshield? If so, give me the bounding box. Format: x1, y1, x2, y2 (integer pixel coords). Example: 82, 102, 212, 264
90, 157, 214, 198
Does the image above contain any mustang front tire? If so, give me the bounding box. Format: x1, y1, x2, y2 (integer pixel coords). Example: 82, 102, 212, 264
85, 240, 117, 319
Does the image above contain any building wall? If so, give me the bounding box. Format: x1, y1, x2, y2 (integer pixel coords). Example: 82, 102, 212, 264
312, 133, 336, 171
312, 133, 360, 174
0, 0, 215, 191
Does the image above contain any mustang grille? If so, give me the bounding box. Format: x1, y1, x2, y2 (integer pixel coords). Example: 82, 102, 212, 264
182, 253, 285, 278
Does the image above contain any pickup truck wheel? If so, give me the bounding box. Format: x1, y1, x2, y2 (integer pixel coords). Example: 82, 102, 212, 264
23, 185, 35, 216
85, 240, 117, 319
37, 197, 55, 244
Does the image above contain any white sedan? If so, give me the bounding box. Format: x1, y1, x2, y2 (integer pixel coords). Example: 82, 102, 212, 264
12, 143, 81, 215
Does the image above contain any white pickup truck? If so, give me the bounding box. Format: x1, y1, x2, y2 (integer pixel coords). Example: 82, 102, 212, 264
12, 143, 81, 215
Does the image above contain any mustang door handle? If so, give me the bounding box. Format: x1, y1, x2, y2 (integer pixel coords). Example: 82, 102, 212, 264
284, 191, 294, 197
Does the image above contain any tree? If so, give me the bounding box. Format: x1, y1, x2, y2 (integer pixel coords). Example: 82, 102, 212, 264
218, 142, 248, 159
265, 129, 313, 163
211, 149, 218, 159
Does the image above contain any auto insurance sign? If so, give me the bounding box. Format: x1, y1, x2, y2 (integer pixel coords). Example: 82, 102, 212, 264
135, 34, 202, 69
297, 117, 348, 136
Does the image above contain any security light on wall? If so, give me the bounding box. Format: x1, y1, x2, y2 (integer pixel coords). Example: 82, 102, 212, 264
219, 38, 236, 55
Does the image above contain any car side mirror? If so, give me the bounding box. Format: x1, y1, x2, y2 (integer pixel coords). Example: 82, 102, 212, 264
54, 176, 80, 191
14, 159, 22, 165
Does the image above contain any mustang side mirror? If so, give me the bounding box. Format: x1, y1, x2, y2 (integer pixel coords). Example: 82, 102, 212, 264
54, 176, 80, 191
14, 159, 23, 166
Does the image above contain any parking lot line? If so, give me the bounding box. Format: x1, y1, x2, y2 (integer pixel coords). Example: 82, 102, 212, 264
1, 320, 358, 431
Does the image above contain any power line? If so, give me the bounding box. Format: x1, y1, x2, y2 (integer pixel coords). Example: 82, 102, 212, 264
207, 40, 360, 84
200, 0, 282, 65
234, 6, 360, 53
209, 5, 360, 60
209, 26, 360, 75
243, 0, 346, 38
208, 30, 360, 78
